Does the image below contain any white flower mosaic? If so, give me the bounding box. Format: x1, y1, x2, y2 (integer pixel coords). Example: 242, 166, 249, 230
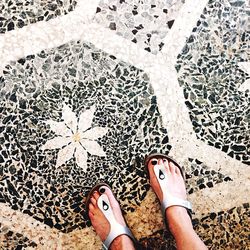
41, 104, 108, 170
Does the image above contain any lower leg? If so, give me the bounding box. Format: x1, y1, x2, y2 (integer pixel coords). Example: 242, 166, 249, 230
110, 235, 135, 250
166, 207, 207, 250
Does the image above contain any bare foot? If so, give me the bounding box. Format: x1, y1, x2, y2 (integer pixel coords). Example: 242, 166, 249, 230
88, 186, 135, 250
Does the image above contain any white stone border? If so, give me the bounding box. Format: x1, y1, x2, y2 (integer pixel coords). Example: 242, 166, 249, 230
0, 0, 99, 72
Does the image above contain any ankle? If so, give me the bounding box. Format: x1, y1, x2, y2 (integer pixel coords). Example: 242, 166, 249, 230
166, 206, 194, 235
110, 235, 135, 250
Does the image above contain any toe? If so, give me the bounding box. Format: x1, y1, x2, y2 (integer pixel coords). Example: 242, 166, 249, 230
93, 190, 100, 200
163, 158, 170, 172
99, 186, 120, 209
90, 197, 97, 206
148, 158, 158, 178
88, 210, 94, 218
89, 203, 95, 212
175, 164, 182, 175
169, 161, 176, 174
150, 158, 158, 167
158, 158, 164, 166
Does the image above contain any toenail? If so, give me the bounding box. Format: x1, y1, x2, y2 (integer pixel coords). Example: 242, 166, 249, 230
163, 159, 167, 162
99, 187, 106, 194
151, 159, 158, 165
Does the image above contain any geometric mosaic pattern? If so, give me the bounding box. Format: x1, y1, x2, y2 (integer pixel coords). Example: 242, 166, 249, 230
193, 203, 250, 249
0, 41, 171, 232
177, 0, 250, 165
0, 0, 249, 248
186, 158, 233, 194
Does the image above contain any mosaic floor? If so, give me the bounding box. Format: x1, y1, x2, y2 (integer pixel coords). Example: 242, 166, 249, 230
0, 0, 249, 249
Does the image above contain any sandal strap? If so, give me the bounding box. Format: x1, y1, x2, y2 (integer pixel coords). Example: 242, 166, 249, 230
153, 163, 192, 215
97, 194, 135, 249
161, 194, 192, 212
103, 225, 134, 249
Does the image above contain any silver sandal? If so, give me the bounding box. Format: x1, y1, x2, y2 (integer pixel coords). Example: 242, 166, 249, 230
145, 154, 192, 219
86, 183, 135, 249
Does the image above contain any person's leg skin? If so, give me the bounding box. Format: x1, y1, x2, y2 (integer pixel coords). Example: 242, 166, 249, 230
88, 186, 135, 250
148, 158, 207, 250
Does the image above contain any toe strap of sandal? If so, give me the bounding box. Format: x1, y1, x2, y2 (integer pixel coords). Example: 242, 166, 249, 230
97, 194, 135, 250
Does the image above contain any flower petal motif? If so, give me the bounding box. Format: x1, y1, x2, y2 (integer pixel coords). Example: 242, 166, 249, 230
45, 120, 72, 137
62, 104, 78, 133
41, 137, 72, 150
42, 103, 107, 170
81, 127, 108, 140
78, 105, 95, 133
55, 142, 76, 168
80, 139, 106, 157
75, 144, 88, 171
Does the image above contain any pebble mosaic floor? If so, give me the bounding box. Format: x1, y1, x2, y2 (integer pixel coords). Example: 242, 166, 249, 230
177, 0, 250, 165
94, 0, 185, 54
0, 0, 249, 249
0, 0, 77, 33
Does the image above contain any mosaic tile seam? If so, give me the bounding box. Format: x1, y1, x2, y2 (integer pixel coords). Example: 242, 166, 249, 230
0, 0, 77, 34
0, 202, 64, 249
176, 0, 250, 165
193, 203, 250, 249
94, 0, 186, 54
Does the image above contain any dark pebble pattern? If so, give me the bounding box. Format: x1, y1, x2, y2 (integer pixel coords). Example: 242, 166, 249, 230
94, 0, 185, 54
138, 229, 176, 250
139, 203, 249, 249
176, 0, 250, 165
193, 203, 250, 249
186, 158, 233, 194
0, 224, 37, 249
0, 41, 171, 232
0, 0, 77, 33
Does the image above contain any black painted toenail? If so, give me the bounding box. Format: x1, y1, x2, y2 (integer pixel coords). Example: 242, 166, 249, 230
99, 188, 105, 194
151, 159, 158, 165
163, 159, 167, 162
